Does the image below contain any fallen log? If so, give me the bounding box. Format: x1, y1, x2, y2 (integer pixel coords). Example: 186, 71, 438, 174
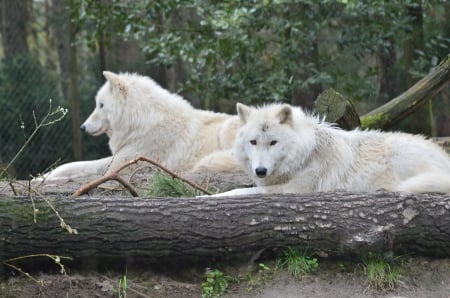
1, 192, 450, 262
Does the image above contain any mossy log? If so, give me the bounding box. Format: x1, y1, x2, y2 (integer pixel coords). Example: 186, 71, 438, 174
1, 192, 450, 262
361, 54, 450, 129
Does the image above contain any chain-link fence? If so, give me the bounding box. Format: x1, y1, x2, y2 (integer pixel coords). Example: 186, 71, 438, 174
0, 1, 110, 179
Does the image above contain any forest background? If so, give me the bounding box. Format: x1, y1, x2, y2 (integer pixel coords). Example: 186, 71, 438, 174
0, 0, 449, 179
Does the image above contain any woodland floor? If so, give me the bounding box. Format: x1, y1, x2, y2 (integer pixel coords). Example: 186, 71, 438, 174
1, 256, 450, 298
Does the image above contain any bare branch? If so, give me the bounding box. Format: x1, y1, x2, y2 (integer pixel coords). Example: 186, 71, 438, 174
72, 156, 212, 197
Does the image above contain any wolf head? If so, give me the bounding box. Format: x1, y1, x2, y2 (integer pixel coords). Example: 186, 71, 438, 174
233, 102, 316, 186
80, 71, 191, 138
80, 71, 128, 138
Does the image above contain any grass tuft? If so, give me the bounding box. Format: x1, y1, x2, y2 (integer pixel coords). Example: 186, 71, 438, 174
363, 252, 400, 291
148, 172, 200, 197
277, 247, 318, 278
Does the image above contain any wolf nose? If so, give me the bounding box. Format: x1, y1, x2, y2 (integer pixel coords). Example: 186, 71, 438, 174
255, 167, 267, 178
80, 125, 85, 132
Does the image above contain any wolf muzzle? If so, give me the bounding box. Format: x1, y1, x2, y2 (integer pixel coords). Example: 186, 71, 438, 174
255, 167, 267, 178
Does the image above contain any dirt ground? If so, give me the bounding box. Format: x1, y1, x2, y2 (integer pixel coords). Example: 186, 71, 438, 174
1, 256, 450, 298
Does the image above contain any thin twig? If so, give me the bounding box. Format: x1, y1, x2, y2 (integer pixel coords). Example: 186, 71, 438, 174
72, 156, 212, 197
7, 180, 18, 196
1, 101, 67, 195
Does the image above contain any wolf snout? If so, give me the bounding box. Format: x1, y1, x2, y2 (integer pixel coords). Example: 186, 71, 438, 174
80, 124, 86, 132
255, 167, 267, 178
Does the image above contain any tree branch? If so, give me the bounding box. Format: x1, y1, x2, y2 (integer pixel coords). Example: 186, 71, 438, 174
72, 156, 212, 197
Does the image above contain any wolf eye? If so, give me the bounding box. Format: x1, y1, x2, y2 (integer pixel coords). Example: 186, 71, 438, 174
270, 140, 277, 146
250, 140, 257, 145
99, 103, 104, 108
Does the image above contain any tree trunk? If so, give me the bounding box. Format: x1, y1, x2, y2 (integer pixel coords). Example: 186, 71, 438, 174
0, 0, 30, 57
68, 1, 83, 161
361, 54, 450, 129
403, 0, 424, 87
376, 37, 398, 103
1, 192, 450, 262
49, 0, 70, 102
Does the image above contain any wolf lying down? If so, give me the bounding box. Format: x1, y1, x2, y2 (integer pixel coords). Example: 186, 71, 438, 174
44, 71, 241, 181
211, 102, 450, 196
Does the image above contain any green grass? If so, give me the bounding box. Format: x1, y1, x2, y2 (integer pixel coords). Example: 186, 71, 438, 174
118, 273, 127, 298
363, 252, 400, 291
277, 247, 318, 278
147, 172, 200, 197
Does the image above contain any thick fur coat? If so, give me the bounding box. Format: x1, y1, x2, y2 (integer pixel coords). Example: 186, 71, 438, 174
44, 71, 240, 180
213, 102, 450, 196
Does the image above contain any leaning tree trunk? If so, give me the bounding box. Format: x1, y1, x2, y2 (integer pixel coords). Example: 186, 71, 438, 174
361, 54, 450, 129
314, 54, 450, 131
1, 192, 450, 262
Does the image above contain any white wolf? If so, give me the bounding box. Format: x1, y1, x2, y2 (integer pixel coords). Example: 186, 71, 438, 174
44, 71, 240, 181
212, 102, 450, 196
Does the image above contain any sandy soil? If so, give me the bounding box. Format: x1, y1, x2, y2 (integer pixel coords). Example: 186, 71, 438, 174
1, 257, 450, 298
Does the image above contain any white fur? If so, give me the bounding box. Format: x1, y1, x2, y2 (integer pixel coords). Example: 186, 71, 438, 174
213, 102, 450, 196
44, 71, 241, 181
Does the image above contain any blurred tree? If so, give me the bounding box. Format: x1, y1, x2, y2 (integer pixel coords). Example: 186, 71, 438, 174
0, 0, 30, 57
49, 0, 83, 161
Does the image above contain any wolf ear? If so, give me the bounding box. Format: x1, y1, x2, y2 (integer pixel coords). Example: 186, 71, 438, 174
236, 102, 252, 124
277, 104, 293, 125
103, 71, 128, 98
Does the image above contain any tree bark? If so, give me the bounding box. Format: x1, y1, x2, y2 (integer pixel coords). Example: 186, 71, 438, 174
361, 54, 450, 129
1, 192, 450, 262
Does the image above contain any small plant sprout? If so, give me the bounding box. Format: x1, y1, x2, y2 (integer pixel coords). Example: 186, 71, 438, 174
201, 268, 229, 298
246, 263, 273, 292
118, 272, 127, 298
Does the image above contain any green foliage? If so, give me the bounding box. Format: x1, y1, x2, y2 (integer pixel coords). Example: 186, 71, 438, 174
201, 269, 229, 298
147, 172, 200, 197
277, 247, 318, 278
67, 0, 450, 138
363, 252, 400, 291
70, 0, 450, 115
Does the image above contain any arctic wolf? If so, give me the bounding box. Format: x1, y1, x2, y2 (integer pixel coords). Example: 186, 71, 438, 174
44, 71, 240, 180
213, 102, 450, 196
